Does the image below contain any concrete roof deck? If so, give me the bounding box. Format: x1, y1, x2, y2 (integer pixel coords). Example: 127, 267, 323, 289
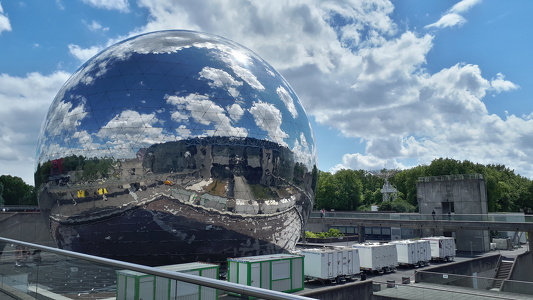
373, 282, 533, 300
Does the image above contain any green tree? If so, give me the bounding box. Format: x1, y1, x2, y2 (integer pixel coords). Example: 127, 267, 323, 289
481, 164, 530, 212
0, 175, 36, 205
315, 171, 335, 210
0, 182, 4, 206
521, 181, 533, 213
333, 169, 363, 210
315, 169, 363, 211
359, 170, 384, 205
311, 165, 318, 192
362, 189, 374, 206
391, 165, 426, 207
378, 199, 416, 212
426, 158, 457, 175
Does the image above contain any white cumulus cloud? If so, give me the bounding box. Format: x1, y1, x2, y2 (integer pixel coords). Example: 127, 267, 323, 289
85, 20, 110, 32
0, 71, 71, 183
490, 73, 519, 94
81, 0, 130, 12
68, 44, 102, 63
425, 0, 481, 29
4, 0, 532, 184
0, 3, 12, 34
107, 0, 529, 178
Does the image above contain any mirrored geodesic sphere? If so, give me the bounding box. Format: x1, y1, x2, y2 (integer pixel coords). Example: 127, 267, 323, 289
35, 30, 317, 265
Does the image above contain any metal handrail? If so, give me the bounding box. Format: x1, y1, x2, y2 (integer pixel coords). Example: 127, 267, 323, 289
0, 237, 316, 300
310, 211, 533, 223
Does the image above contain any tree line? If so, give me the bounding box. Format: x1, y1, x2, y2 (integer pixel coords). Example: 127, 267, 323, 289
315, 158, 533, 213
3, 157, 533, 212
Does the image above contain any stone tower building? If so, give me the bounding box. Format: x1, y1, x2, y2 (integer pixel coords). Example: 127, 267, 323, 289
417, 174, 489, 252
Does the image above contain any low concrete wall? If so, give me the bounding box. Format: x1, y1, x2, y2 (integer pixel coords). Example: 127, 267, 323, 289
297, 280, 373, 300
501, 251, 533, 295
305, 222, 328, 233
0, 282, 35, 300
415, 254, 500, 289
373, 292, 400, 300
0, 212, 53, 245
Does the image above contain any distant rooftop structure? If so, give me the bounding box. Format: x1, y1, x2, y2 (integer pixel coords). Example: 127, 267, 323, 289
370, 169, 399, 202
380, 181, 398, 202
417, 173, 489, 252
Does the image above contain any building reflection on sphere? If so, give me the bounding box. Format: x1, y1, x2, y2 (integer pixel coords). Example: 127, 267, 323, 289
35, 30, 317, 265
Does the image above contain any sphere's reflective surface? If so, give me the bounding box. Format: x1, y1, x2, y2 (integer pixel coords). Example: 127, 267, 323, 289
35, 30, 317, 265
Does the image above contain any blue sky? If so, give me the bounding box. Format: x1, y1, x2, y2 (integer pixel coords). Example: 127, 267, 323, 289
1, 0, 532, 185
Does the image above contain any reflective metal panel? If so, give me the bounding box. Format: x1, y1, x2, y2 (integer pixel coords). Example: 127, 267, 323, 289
35, 30, 317, 265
